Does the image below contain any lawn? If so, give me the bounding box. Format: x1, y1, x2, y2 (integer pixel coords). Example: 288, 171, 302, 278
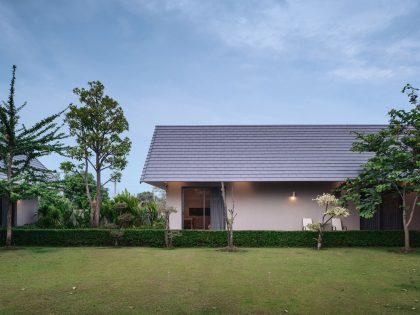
0, 247, 419, 314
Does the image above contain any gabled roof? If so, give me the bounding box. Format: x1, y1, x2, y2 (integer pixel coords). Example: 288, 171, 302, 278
0, 157, 48, 179
141, 125, 386, 183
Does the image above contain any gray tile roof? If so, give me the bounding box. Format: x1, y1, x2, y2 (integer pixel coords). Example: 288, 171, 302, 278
0, 157, 48, 179
141, 125, 386, 183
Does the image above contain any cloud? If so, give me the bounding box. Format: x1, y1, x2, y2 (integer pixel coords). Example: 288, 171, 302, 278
121, 0, 419, 81
331, 67, 395, 80
0, 2, 21, 50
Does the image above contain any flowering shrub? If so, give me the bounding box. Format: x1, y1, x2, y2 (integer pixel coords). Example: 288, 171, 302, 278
311, 193, 349, 250
313, 193, 340, 207
325, 206, 349, 217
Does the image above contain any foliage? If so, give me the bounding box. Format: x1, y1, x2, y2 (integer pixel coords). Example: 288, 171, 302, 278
140, 200, 162, 226
114, 189, 139, 215
101, 189, 164, 228
62, 171, 109, 210
117, 213, 135, 228
64, 81, 131, 227
310, 193, 349, 250
338, 84, 420, 252
35, 184, 90, 229
137, 191, 154, 205
1, 228, 420, 248
0, 65, 66, 245
110, 230, 125, 246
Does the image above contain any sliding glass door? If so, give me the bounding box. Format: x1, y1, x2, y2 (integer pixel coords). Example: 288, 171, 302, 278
182, 188, 211, 230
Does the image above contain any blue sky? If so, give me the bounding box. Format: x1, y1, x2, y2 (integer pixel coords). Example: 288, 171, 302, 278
1, 0, 419, 194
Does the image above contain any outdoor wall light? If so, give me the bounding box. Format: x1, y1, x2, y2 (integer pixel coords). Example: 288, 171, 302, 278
290, 191, 297, 201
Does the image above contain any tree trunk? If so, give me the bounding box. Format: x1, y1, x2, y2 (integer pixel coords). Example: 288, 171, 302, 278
401, 193, 411, 253
92, 154, 101, 228
317, 231, 322, 250
5, 201, 12, 247
228, 227, 234, 249
83, 153, 94, 225
403, 221, 410, 253
5, 155, 13, 246
164, 212, 170, 248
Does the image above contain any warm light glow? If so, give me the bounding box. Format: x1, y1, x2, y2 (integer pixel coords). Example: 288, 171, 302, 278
289, 191, 297, 201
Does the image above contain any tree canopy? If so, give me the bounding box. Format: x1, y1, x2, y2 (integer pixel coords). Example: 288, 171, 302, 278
0, 65, 66, 245
64, 81, 131, 227
339, 84, 419, 252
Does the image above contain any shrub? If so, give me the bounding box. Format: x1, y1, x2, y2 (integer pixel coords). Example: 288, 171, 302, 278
101, 190, 164, 228
36, 186, 91, 229
0, 229, 419, 248
117, 213, 135, 228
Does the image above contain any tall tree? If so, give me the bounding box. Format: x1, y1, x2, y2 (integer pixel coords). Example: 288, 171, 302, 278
64, 81, 131, 227
339, 84, 420, 252
0, 65, 66, 246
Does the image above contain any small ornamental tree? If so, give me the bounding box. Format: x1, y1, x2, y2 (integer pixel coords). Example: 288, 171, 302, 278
0, 65, 66, 246
158, 202, 177, 248
339, 84, 419, 253
309, 193, 349, 250
64, 81, 131, 228
221, 182, 237, 251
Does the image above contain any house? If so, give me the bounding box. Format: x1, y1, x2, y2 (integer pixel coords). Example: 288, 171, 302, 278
0, 158, 47, 227
141, 125, 420, 231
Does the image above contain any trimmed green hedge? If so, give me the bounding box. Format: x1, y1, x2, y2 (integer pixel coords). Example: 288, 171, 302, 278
1, 228, 419, 247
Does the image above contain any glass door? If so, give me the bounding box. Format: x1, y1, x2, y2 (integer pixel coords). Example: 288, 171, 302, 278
182, 187, 211, 229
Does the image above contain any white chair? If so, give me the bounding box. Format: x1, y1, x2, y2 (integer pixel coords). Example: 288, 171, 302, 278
302, 218, 313, 231
332, 218, 347, 231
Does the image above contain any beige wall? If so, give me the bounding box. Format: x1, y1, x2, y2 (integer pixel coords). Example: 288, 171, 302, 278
165, 182, 360, 230
225, 182, 360, 230
166, 182, 183, 229
16, 198, 38, 226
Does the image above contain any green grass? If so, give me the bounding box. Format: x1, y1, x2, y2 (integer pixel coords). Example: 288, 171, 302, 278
0, 247, 419, 314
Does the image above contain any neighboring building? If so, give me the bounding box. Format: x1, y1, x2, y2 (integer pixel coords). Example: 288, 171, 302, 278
0, 158, 47, 227
141, 125, 420, 231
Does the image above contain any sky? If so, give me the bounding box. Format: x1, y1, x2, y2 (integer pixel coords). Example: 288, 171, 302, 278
0, 0, 419, 195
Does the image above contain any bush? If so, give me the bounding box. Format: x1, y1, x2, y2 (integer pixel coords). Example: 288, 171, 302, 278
0, 229, 419, 248
101, 190, 164, 228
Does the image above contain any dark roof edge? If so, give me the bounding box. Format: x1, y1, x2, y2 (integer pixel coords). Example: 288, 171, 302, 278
140, 126, 158, 183
154, 124, 388, 127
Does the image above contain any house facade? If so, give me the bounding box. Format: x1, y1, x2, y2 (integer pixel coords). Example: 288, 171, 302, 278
0, 197, 38, 227
141, 125, 420, 231
0, 158, 46, 227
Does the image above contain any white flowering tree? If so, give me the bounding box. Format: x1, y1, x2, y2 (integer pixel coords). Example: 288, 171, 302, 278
310, 193, 349, 250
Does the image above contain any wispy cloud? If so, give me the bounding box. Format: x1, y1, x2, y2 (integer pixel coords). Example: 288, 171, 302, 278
121, 0, 419, 81
332, 67, 397, 80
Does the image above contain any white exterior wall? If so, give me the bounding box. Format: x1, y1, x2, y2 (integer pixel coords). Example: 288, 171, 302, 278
165, 182, 360, 230
166, 182, 183, 229
226, 182, 360, 230
16, 198, 38, 226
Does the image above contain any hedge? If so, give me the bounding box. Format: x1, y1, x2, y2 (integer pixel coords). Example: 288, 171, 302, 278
1, 228, 419, 247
